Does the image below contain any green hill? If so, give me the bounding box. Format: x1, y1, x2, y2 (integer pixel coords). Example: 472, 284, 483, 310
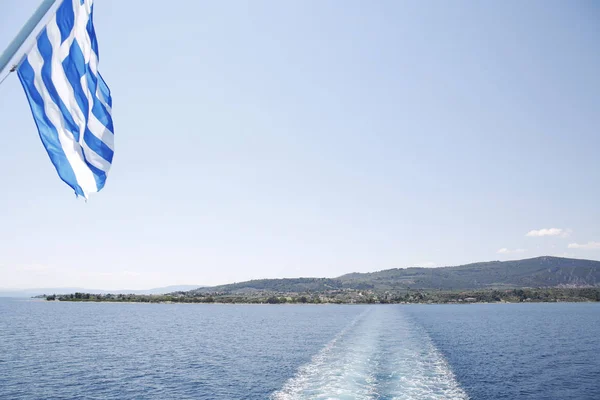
337, 256, 600, 290
186, 257, 600, 295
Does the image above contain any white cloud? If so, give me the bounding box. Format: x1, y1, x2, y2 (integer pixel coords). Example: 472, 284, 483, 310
526, 228, 570, 237
497, 248, 526, 254
567, 241, 600, 250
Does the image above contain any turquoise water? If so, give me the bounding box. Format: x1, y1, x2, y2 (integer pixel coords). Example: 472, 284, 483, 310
0, 299, 598, 399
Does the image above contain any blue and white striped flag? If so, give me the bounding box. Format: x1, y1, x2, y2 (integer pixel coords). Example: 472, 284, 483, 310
17, 0, 113, 199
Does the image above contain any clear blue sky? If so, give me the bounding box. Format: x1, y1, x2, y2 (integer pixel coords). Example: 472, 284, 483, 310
1, 0, 599, 289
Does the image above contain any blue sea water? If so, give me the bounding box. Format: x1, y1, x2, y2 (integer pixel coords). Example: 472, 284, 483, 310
0, 299, 599, 399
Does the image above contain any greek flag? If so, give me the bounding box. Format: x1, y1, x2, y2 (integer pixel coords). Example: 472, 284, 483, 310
17, 0, 113, 199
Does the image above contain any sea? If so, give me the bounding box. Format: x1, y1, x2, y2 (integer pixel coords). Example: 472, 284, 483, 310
0, 299, 599, 399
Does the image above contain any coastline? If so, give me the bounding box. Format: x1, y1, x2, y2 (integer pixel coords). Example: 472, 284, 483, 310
40, 287, 600, 305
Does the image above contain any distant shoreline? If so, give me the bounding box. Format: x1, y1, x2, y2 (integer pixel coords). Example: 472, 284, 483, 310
42, 300, 599, 305
40, 287, 600, 305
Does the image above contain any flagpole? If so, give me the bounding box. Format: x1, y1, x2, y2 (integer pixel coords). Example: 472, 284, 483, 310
0, 0, 58, 79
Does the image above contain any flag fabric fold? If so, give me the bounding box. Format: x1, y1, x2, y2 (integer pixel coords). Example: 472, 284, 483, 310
17, 0, 113, 198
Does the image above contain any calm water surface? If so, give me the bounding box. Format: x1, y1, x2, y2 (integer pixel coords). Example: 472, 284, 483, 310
0, 299, 598, 399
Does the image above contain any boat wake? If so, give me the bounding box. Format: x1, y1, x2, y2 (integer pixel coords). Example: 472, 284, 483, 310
271, 307, 468, 400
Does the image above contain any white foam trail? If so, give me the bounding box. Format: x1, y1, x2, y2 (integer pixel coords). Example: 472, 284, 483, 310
380, 309, 469, 400
271, 308, 380, 400
271, 307, 469, 400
